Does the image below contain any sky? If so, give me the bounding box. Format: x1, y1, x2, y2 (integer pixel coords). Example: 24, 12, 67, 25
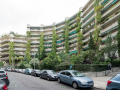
0, 0, 89, 36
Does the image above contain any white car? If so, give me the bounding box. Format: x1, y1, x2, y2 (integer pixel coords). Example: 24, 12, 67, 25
0, 70, 7, 76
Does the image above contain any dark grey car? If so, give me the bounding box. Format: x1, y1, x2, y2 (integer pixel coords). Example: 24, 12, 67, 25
106, 74, 120, 90
40, 70, 57, 81
0, 74, 10, 86
31, 70, 41, 77
0, 79, 7, 90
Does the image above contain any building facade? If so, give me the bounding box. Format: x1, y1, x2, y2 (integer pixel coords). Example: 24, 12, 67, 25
0, 0, 120, 65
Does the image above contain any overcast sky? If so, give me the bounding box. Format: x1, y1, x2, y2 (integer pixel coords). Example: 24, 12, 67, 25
0, 0, 89, 36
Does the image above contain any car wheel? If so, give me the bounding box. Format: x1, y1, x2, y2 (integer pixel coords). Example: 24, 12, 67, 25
47, 76, 50, 81
58, 78, 61, 83
72, 82, 78, 89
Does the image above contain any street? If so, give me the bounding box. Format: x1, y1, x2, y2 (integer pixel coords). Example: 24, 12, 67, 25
6, 72, 104, 90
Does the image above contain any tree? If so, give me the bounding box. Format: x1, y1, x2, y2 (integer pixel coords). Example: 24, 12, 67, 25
58, 51, 70, 62
9, 42, 15, 66
71, 54, 83, 64
0, 61, 4, 66
38, 46, 40, 60
88, 32, 94, 50
117, 16, 120, 57
26, 40, 31, 62
39, 32, 46, 60
103, 33, 117, 63
40, 52, 61, 69
63, 20, 70, 53
76, 11, 83, 54
35, 53, 38, 58
52, 26, 58, 53
29, 58, 39, 69
23, 53, 28, 62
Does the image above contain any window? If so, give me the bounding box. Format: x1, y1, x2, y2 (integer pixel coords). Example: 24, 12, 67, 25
60, 72, 65, 75
111, 75, 120, 81
0, 71, 5, 73
66, 72, 71, 76
43, 71, 47, 74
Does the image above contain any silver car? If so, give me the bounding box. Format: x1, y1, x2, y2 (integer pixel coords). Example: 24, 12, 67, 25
0, 79, 7, 90
0, 70, 7, 76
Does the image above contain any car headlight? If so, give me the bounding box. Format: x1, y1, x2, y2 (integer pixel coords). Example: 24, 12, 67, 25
81, 81, 87, 84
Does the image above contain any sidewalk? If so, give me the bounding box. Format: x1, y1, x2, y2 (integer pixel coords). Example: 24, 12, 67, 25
92, 76, 111, 89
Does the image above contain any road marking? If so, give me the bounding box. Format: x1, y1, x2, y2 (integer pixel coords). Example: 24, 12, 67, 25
15, 85, 18, 87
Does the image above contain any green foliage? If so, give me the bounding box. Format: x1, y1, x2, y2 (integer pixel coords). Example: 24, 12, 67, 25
26, 31, 31, 37
76, 11, 83, 54
89, 32, 94, 50
52, 26, 58, 53
96, 12, 102, 22
103, 33, 117, 61
117, 16, 120, 57
17, 61, 27, 69
23, 53, 28, 62
29, 58, 39, 69
58, 51, 70, 62
39, 32, 46, 60
0, 61, 4, 66
40, 52, 61, 70
63, 20, 70, 53
35, 53, 38, 58
9, 42, 15, 65
71, 54, 83, 64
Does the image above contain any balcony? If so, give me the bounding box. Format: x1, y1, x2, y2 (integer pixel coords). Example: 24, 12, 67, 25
44, 32, 53, 35
83, 9, 94, 23
102, 0, 118, 13
69, 34, 77, 40
102, 1, 120, 18
83, 1, 94, 16
82, 14, 95, 28
0, 48, 9, 52
0, 57, 9, 61
31, 41, 39, 43
100, 21, 118, 35
83, 45, 88, 48
0, 52, 9, 56
69, 39, 77, 44
0, 43, 9, 48
57, 47, 65, 50
70, 43, 77, 47
83, 23, 95, 33
31, 49, 38, 51
101, 11, 120, 27
14, 44, 26, 47
83, 37, 90, 43
69, 50, 77, 54
56, 25, 65, 31
14, 40, 27, 43
45, 48, 52, 51
83, 28, 94, 37
101, 31, 118, 42
0, 39, 10, 44
45, 46, 52, 48
69, 31, 77, 35
30, 37, 40, 40
14, 48, 26, 51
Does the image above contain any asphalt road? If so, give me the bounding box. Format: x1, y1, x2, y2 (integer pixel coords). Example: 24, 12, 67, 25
7, 72, 104, 90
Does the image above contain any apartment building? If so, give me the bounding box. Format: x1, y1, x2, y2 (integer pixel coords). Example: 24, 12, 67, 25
1, 0, 120, 65
0, 32, 27, 65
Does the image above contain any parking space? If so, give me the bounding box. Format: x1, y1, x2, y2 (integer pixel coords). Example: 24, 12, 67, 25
6, 71, 104, 90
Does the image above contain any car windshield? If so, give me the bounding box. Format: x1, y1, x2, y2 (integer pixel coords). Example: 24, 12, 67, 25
72, 71, 84, 77
47, 70, 55, 74
36, 70, 40, 72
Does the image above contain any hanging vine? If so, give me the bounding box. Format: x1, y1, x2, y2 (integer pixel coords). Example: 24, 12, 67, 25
93, 0, 102, 50
9, 42, 15, 65
62, 20, 70, 53
26, 31, 31, 37
52, 26, 58, 53
26, 39, 31, 62
76, 11, 83, 54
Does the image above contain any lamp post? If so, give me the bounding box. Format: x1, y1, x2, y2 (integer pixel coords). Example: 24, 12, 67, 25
34, 45, 35, 70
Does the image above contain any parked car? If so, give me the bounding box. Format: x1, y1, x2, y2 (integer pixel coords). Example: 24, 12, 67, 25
21, 69, 26, 74
11, 68, 15, 72
0, 70, 7, 76
17, 69, 22, 73
40, 70, 57, 81
25, 68, 33, 75
106, 74, 120, 90
31, 70, 41, 77
0, 79, 7, 90
57, 70, 94, 89
7, 68, 11, 72
14, 69, 18, 72
0, 74, 10, 86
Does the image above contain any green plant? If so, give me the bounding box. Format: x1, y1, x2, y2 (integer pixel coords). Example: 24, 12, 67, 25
117, 16, 120, 57
29, 58, 39, 69
26, 31, 31, 37
52, 26, 58, 53
89, 32, 94, 50
76, 11, 83, 54
26, 40, 31, 62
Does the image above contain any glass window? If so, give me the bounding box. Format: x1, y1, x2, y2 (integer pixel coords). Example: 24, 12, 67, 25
60, 72, 65, 75
66, 72, 71, 76
43, 71, 47, 73
72, 71, 84, 77
0, 71, 5, 73
111, 75, 120, 81
47, 70, 55, 74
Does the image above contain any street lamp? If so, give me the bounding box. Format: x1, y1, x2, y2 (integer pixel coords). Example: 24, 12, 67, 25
34, 45, 35, 70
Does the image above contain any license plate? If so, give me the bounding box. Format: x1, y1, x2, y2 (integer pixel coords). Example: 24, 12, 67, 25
89, 83, 93, 86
